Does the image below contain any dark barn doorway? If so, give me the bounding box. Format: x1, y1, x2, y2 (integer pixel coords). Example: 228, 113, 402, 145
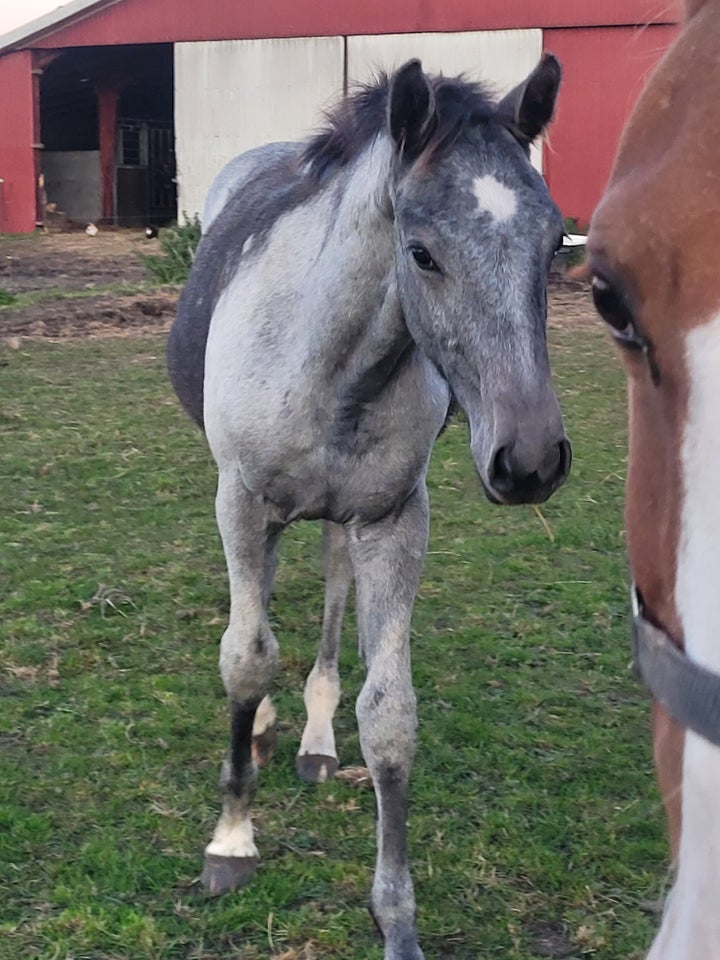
40, 44, 176, 228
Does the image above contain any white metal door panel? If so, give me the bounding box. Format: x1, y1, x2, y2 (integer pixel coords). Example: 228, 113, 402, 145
175, 37, 344, 221
347, 30, 545, 170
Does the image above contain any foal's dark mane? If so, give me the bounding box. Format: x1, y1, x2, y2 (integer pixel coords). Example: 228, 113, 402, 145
303, 72, 497, 179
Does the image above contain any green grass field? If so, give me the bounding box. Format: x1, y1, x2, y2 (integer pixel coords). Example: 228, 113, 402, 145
1, 323, 668, 960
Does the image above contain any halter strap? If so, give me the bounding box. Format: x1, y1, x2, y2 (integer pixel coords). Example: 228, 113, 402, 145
633, 612, 720, 748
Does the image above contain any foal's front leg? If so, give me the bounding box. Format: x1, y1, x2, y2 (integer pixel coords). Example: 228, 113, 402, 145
347, 486, 429, 960
202, 466, 280, 895
297, 521, 353, 782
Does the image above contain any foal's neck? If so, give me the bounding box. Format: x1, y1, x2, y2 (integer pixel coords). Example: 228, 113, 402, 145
312, 137, 411, 385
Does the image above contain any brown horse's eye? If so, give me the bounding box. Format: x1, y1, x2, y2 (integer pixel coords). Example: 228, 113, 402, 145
591, 274, 661, 385
591, 275, 640, 347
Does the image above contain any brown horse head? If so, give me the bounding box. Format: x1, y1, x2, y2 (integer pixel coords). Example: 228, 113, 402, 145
587, 1, 720, 955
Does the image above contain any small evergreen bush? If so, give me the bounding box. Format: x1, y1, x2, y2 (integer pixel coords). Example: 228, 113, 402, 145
138, 214, 202, 284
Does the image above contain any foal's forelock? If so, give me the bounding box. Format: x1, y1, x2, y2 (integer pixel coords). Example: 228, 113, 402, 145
303, 72, 497, 184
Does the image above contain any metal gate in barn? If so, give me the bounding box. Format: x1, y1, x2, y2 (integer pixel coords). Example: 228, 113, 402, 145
116, 119, 175, 226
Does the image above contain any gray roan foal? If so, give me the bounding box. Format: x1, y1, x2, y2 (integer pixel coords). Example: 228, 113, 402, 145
168, 55, 571, 960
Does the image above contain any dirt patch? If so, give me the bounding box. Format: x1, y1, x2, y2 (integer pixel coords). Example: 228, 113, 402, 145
0, 230, 595, 343
0, 230, 152, 293
0, 230, 179, 341
524, 920, 577, 958
0, 291, 179, 342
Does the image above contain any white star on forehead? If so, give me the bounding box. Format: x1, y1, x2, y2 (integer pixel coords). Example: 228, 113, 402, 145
472, 175, 518, 223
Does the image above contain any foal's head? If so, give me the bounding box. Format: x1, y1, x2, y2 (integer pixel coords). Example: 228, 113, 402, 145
587, 1, 720, 954
386, 58, 570, 505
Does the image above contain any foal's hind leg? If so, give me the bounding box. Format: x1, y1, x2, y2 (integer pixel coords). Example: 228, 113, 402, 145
202, 467, 281, 895
297, 521, 352, 783
348, 486, 429, 960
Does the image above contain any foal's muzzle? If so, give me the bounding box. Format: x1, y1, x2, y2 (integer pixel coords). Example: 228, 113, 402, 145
485, 438, 572, 505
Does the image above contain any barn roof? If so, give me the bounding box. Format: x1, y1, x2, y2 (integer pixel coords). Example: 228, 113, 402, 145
0, 0, 681, 58
0, 0, 112, 54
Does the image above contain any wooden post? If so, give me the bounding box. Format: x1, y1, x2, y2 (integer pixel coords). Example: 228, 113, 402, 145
97, 85, 119, 223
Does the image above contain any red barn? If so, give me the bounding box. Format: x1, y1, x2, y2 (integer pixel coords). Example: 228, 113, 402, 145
0, 0, 680, 234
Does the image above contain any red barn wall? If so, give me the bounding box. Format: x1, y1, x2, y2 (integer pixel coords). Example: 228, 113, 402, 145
27, 0, 680, 48
544, 24, 678, 225
0, 51, 36, 233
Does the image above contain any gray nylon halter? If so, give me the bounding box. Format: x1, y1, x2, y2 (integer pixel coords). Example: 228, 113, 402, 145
632, 589, 720, 747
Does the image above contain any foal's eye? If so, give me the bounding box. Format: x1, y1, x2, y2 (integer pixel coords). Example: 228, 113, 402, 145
409, 244, 438, 272
591, 275, 640, 347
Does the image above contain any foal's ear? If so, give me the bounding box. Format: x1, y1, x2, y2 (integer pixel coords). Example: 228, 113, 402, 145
497, 53, 561, 145
388, 59, 437, 161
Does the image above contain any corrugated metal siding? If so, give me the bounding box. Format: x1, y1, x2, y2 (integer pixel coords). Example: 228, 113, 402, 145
174, 38, 344, 220
176, 31, 546, 222
0, 50, 36, 233
348, 30, 544, 170
544, 23, 678, 224
27, 0, 680, 50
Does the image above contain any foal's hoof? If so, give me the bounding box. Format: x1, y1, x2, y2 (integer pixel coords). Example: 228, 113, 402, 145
252, 724, 277, 768
201, 854, 258, 895
295, 753, 339, 783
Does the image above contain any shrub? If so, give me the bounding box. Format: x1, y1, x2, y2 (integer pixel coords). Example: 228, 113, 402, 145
563, 216, 582, 235
138, 214, 202, 285
0, 289, 16, 306
559, 217, 588, 269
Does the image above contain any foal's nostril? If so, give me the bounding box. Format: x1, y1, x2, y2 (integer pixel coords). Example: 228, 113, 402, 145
487, 437, 572, 502
490, 445, 515, 493
489, 444, 546, 492
557, 438, 572, 482
536, 442, 561, 484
